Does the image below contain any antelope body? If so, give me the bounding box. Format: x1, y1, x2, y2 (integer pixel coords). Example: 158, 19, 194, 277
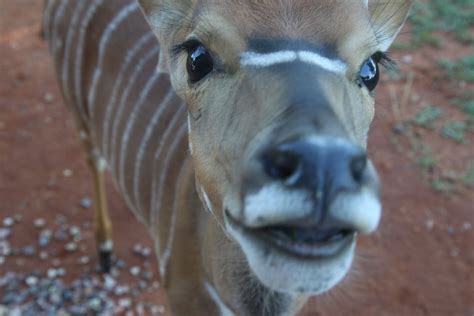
44, 0, 411, 315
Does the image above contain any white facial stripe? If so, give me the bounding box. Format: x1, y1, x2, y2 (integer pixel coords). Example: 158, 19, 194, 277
329, 187, 381, 234
204, 282, 235, 316
240, 51, 297, 67
244, 184, 313, 227
297, 51, 347, 74
240, 50, 347, 74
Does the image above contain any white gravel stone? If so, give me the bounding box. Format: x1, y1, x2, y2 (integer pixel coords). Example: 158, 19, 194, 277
2, 218, 14, 227
34, 218, 46, 228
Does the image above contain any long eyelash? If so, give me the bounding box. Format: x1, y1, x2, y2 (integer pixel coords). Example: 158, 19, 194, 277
170, 39, 200, 58
375, 51, 397, 70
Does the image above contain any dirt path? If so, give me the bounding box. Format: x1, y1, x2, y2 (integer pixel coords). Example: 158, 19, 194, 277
1, 1, 472, 315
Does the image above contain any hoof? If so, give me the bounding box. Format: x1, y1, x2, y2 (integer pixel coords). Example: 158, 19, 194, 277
99, 249, 112, 273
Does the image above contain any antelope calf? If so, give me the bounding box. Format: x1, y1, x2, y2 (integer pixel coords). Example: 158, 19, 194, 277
44, 0, 411, 314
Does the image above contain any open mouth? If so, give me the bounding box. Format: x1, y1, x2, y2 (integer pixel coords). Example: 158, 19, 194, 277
225, 210, 355, 259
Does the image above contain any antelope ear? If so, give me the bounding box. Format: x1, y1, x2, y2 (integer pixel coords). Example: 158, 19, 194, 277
137, 0, 191, 37
368, 0, 413, 51
137, 0, 192, 73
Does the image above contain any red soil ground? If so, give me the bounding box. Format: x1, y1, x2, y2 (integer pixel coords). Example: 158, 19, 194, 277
1, 1, 472, 315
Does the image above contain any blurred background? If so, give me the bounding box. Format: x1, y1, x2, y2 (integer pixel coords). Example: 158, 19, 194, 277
0, 0, 472, 315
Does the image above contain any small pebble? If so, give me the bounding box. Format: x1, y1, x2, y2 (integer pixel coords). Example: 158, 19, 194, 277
0, 241, 11, 256
138, 280, 147, 290
44, 92, 54, 103
114, 285, 130, 296
392, 123, 406, 134
65, 242, 78, 252
130, 266, 141, 277
63, 169, 73, 177
54, 229, 68, 241
119, 298, 132, 309
425, 219, 434, 230
141, 270, 153, 281
78, 256, 90, 265
150, 305, 165, 315
88, 297, 102, 311
79, 197, 92, 209
55, 214, 67, 225
25, 276, 38, 286
103, 275, 116, 290
34, 218, 46, 228
39, 251, 49, 260
21, 245, 36, 256
47, 268, 58, 279
38, 229, 52, 247
402, 55, 413, 64
110, 268, 120, 278
0, 228, 11, 240
56, 268, 66, 276
141, 247, 152, 257
69, 225, 81, 238
461, 222, 472, 231
136, 303, 145, 315
133, 244, 143, 255
3, 217, 14, 227
116, 259, 126, 269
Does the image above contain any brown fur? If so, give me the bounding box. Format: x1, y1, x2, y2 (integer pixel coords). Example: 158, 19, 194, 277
46, 0, 412, 314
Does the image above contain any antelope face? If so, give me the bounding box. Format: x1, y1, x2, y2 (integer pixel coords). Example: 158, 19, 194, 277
140, 0, 411, 295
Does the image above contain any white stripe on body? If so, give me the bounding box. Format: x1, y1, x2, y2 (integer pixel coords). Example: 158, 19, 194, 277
74, 0, 105, 123
42, 0, 55, 44
51, 0, 69, 58
119, 69, 164, 193
158, 126, 188, 277
149, 106, 186, 265
241, 50, 347, 74
61, 0, 88, 105
130, 90, 176, 215
108, 46, 160, 171
87, 3, 139, 118
101, 32, 155, 156
204, 282, 235, 316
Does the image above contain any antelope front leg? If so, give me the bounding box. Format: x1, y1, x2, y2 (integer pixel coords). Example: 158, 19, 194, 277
79, 128, 113, 273
87, 155, 113, 273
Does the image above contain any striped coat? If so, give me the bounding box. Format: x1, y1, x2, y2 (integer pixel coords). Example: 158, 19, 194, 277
43, 0, 191, 278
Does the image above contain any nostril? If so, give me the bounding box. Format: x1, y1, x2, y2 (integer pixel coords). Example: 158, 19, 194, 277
262, 149, 301, 181
350, 154, 367, 183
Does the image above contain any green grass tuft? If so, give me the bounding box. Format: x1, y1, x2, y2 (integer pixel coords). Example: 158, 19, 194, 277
409, 0, 474, 46
441, 121, 467, 143
431, 179, 454, 193
413, 105, 443, 128
438, 56, 474, 83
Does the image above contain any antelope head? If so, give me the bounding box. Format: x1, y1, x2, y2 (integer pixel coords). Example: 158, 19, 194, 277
139, 0, 411, 297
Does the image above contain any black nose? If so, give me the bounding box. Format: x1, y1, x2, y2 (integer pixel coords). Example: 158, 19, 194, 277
261, 139, 367, 191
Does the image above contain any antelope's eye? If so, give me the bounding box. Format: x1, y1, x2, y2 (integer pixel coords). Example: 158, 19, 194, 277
359, 55, 380, 91
186, 44, 214, 83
